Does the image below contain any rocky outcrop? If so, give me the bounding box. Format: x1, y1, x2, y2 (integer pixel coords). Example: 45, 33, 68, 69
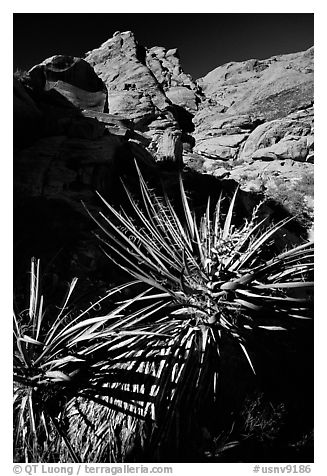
184, 148, 313, 228
85, 31, 171, 125
193, 112, 261, 158
185, 107, 314, 226
29, 55, 108, 112
197, 47, 313, 119
186, 47, 314, 229
239, 107, 314, 163
193, 47, 313, 160
84, 31, 197, 162
146, 46, 199, 113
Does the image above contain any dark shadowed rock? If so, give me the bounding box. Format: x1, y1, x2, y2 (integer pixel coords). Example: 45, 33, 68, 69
15, 135, 117, 208
13, 77, 43, 147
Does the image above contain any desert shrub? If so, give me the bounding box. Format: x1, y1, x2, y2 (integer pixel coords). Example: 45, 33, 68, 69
13, 259, 162, 462
85, 167, 313, 459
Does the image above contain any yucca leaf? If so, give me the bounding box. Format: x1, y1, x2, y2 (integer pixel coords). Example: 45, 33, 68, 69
19, 335, 43, 346
222, 186, 238, 240
258, 326, 288, 331
29, 257, 40, 322
179, 174, 195, 239
235, 289, 308, 304
254, 281, 314, 289
238, 342, 256, 375
234, 298, 263, 311
40, 355, 85, 370
238, 216, 295, 269
44, 370, 71, 382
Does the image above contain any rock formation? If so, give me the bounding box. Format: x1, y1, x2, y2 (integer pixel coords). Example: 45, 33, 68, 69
85, 32, 170, 122
84, 31, 197, 163
186, 46, 314, 227
29, 55, 108, 112
14, 32, 314, 281
197, 47, 313, 119
145, 45, 200, 113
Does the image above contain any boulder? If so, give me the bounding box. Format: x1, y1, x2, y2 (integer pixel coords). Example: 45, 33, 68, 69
29, 55, 107, 112
193, 112, 261, 159
155, 129, 183, 164
239, 108, 313, 162
165, 86, 198, 113
194, 139, 238, 160
251, 137, 309, 162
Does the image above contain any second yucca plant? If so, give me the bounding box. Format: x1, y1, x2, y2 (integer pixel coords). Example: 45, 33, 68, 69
14, 259, 170, 462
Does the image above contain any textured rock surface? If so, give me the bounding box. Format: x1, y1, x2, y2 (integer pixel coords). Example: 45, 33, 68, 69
165, 86, 198, 113
29, 55, 108, 112
197, 47, 313, 119
184, 149, 313, 227
14, 135, 128, 211
239, 107, 314, 162
187, 47, 314, 228
193, 112, 261, 158
193, 47, 313, 162
146, 46, 199, 112
84, 31, 189, 163
155, 129, 183, 164
85, 32, 171, 124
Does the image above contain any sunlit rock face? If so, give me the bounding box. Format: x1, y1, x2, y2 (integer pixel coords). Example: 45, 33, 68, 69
185, 47, 314, 228
196, 47, 313, 119
193, 47, 313, 158
85, 31, 172, 124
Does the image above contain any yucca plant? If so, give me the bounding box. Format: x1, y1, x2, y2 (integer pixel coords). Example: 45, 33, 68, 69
86, 167, 313, 458
13, 258, 171, 462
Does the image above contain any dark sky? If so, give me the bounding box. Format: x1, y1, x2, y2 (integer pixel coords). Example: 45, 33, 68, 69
13, 13, 314, 79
